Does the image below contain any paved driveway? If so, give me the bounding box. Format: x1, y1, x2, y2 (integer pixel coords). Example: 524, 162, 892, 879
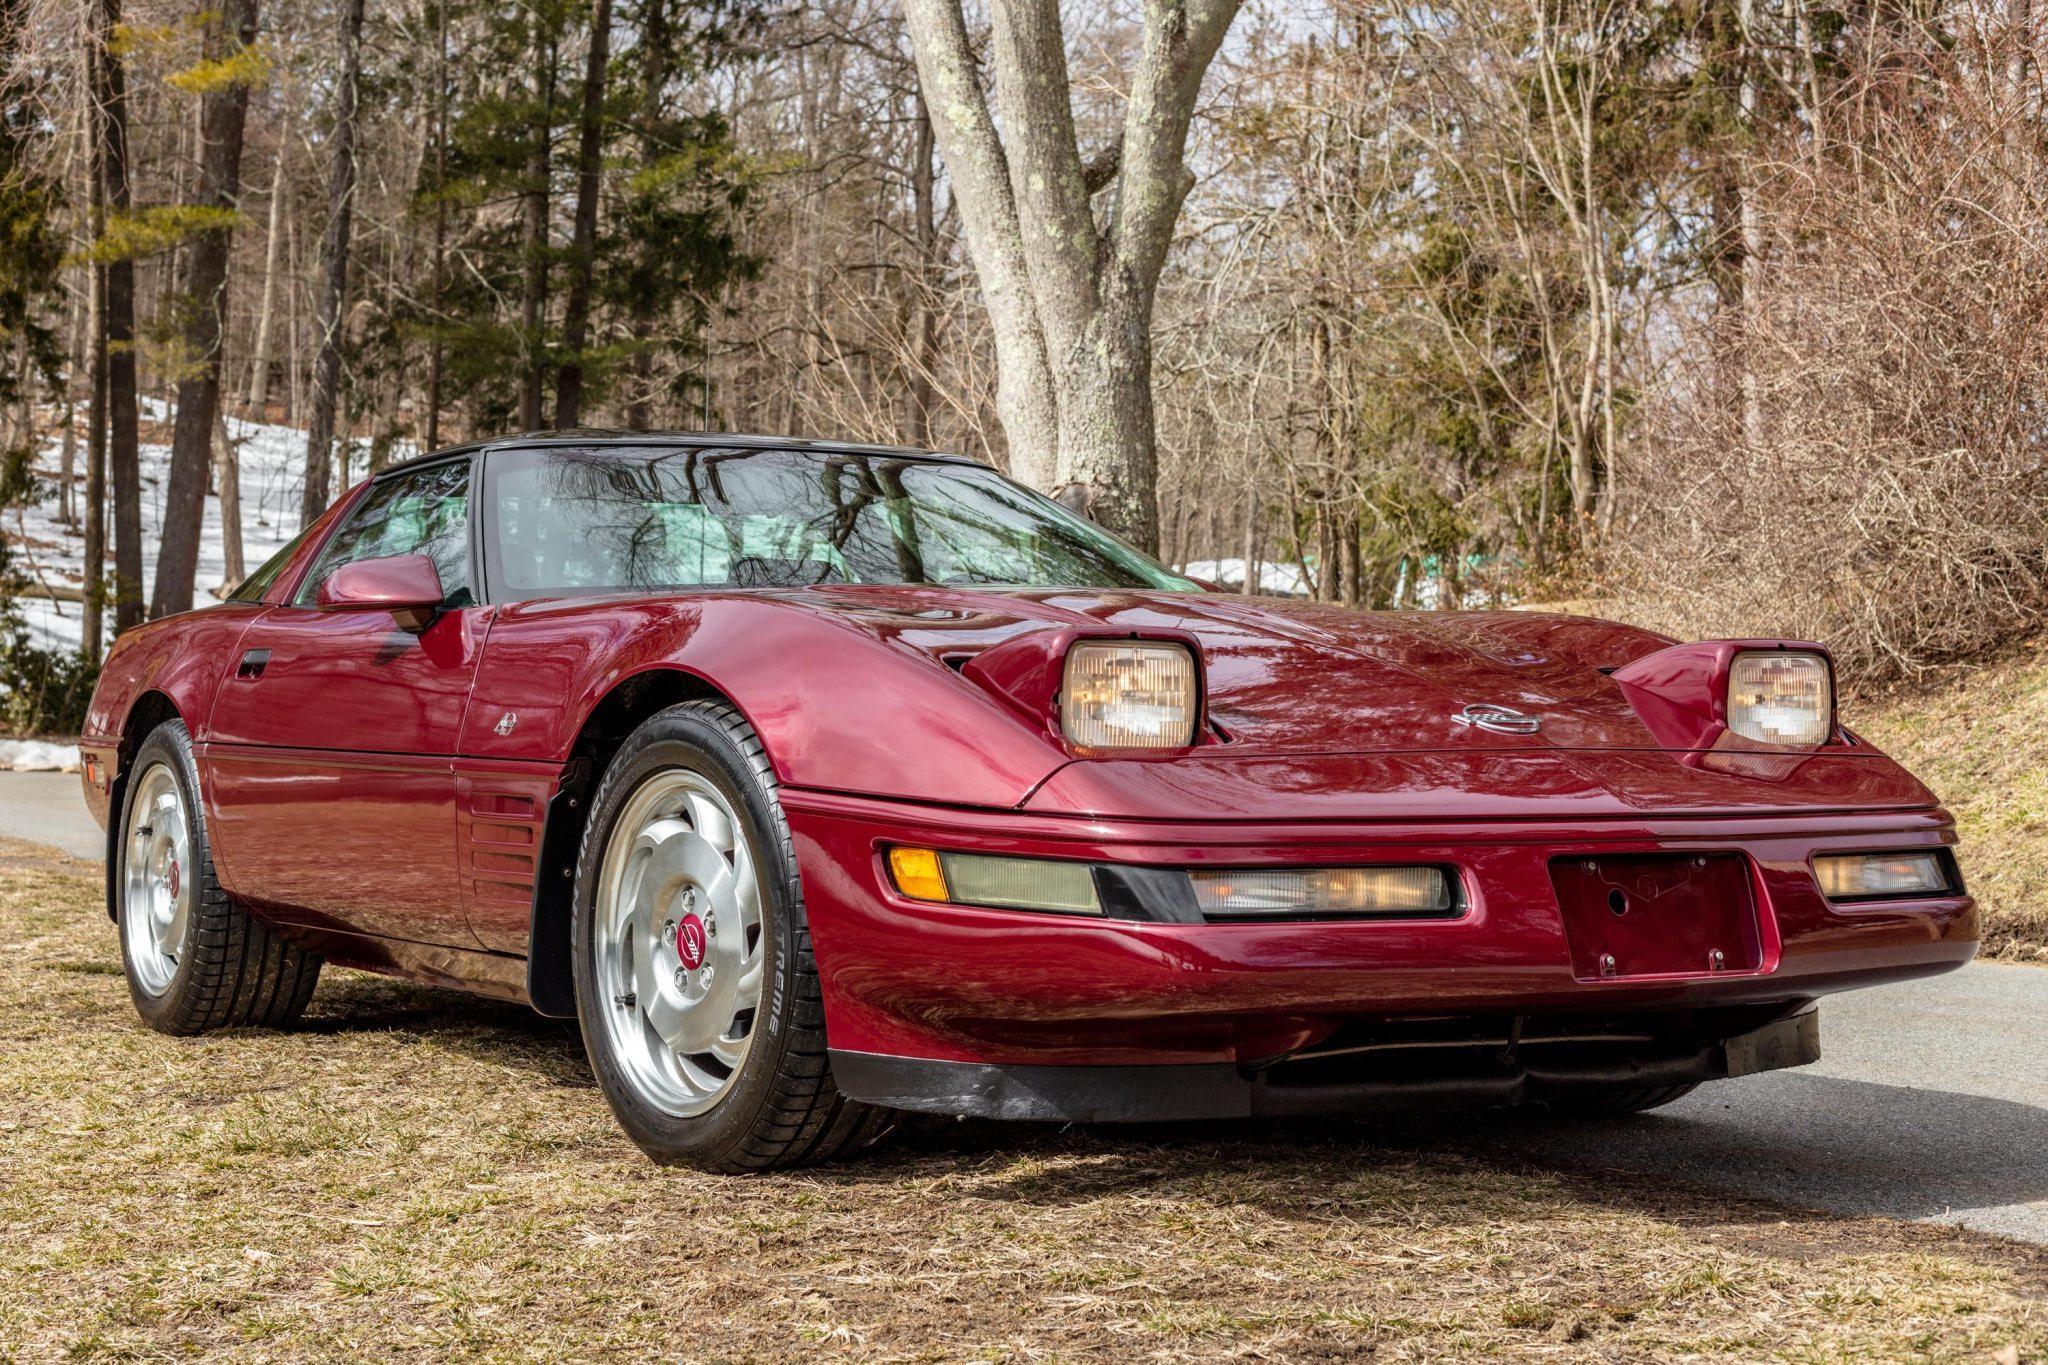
0, 770, 99, 860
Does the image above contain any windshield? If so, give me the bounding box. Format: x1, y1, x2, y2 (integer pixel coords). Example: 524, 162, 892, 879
481, 445, 1194, 600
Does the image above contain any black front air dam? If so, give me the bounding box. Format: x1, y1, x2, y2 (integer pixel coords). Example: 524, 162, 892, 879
829, 1008, 1820, 1123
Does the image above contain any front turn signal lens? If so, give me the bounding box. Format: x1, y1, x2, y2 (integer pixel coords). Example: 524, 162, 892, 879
886, 846, 949, 902
1814, 851, 1952, 901
1061, 640, 1198, 750
1728, 650, 1832, 746
1189, 866, 1455, 918
886, 848, 1102, 915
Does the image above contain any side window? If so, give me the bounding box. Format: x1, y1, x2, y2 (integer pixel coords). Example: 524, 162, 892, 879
227, 524, 314, 602
295, 460, 474, 607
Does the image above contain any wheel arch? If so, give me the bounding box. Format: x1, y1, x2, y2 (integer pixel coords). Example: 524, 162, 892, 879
104, 690, 184, 921
525, 667, 743, 1017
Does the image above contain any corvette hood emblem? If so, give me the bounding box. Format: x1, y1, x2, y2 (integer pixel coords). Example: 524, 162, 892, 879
1452, 703, 1542, 735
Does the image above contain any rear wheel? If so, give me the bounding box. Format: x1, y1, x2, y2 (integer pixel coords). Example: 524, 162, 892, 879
1528, 1083, 1700, 1117
571, 700, 890, 1171
116, 720, 322, 1034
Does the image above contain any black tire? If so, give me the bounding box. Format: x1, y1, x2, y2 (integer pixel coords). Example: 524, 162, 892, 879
114, 719, 323, 1035
571, 699, 891, 1172
1529, 1083, 1700, 1117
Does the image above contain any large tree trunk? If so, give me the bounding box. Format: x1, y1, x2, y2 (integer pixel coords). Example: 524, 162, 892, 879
899, 0, 1238, 549
151, 0, 259, 619
898, 0, 1058, 490
553, 0, 612, 427
300, 0, 364, 525
244, 137, 285, 414
89, 0, 142, 630
518, 27, 556, 430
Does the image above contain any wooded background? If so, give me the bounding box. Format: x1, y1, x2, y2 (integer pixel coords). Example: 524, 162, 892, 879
1, 0, 2044, 732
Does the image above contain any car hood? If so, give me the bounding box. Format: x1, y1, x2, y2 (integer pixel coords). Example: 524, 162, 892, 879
776, 583, 1691, 755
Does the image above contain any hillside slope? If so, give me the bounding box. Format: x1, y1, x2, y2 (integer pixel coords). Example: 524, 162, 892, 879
1854, 639, 2048, 961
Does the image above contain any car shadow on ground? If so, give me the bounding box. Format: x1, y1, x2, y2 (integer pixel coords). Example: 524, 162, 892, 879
286, 970, 2048, 1247
1455, 1072, 2048, 1228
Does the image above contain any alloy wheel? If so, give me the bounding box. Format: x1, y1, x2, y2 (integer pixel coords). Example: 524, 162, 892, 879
122, 762, 192, 997
593, 768, 767, 1117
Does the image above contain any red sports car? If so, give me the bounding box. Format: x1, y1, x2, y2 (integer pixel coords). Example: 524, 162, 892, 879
79, 434, 1976, 1171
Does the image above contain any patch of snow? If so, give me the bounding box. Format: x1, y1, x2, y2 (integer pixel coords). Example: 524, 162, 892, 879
5, 399, 405, 654
0, 738, 79, 771
1179, 557, 1310, 597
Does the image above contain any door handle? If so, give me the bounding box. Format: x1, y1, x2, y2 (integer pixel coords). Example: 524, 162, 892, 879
237, 648, 271, 679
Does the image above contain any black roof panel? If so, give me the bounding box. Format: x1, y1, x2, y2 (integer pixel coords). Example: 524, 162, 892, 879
374, 429, 985, 478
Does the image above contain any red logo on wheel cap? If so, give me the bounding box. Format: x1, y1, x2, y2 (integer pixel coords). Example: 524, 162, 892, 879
675, 913, 707, 969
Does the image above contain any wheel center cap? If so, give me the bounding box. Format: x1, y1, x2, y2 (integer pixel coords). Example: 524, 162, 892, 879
166, 858, 179, 900
675, 912, 707, 970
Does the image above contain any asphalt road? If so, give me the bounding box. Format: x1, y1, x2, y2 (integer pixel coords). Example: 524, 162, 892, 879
0, 769, 100, 860
2, 769, 2041, 1244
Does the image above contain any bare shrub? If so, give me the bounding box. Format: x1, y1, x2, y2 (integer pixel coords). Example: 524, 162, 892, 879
1614, 31, 2048, 685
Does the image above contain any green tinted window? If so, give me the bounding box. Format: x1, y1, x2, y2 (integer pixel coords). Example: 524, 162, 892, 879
295, 460, 473, 607
227, 524, 314, 602
482, 446, 1192, 601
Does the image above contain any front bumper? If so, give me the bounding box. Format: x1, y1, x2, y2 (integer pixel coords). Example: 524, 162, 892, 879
831, 1007, 1822, 1121
780, 788, 1976, 1070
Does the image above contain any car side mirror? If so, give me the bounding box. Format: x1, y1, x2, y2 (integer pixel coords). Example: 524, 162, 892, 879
316, 554, 445, 631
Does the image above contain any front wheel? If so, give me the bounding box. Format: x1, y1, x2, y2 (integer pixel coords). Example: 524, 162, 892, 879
570, 700, 889, 1171
116, 719, 322, 1034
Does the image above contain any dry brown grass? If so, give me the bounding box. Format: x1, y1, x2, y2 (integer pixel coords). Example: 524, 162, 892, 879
1856, 637, 2048, 962
1, 839, 2043, 1362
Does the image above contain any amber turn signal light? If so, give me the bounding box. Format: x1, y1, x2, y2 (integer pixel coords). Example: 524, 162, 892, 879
887, 847, 950, 902
886, 847, 1103, 915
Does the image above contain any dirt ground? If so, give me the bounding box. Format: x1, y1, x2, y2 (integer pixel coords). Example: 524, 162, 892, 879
1, 838, 2042, 1362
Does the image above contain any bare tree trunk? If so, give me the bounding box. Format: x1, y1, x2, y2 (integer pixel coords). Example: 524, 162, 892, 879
244, 136, 285, 414
59, 283, 82, 525
1238, 490, 1258, 596
899, 0, 1240, 549
151, 0, 259, 619
903, 89, 940, 448
89, 0, 142, 631
213, 406, 243, 593
84, 259, 106, 664
285, 204, 302, 425
622, 0, 667, 429
423, 0, 447, 449
1737, 0, 1764, 451
898, 2, 1063, 489
300, 0, 364, 525
518, 27, 556, 429
368, 370, 401, 471
553, 0, 612, 427
1340, 520, 1361, 608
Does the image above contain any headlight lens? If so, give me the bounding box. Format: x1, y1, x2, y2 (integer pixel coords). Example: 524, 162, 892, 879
887, 847, 1102, 915
1061, 641, 1197, 750
1188, 866, 1455, 918
1728, 650, 1832, 746
1814, 851, 1952, 901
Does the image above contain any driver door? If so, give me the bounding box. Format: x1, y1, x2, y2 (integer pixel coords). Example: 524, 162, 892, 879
203, 458, 489, 946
